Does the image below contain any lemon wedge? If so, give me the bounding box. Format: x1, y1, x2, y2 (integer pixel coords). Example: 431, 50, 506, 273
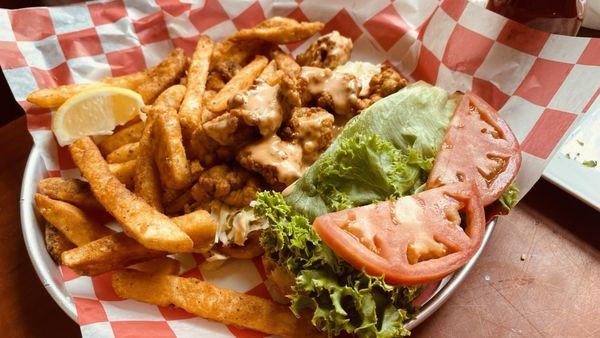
52, 86, 144, 146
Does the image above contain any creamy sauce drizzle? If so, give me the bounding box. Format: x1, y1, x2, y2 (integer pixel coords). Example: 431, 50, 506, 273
335, 61, 381, 97
240, 82, 282, 136
326, 31, 350, 62
297, 111, 333, 155
247, 134, 305, 185
300, 67, 359, 115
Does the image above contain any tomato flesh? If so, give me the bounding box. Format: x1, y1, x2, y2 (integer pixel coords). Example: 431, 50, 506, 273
313, 182, 485, 285
427, 92, 521, 206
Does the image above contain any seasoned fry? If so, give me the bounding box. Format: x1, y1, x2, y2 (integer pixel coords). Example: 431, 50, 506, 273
61, 209, 217, 275
112, 270, 323, 338
26, 70, 149, 109
135, 85, 186, 210
102, 71, 148, 90
27, 83, 104, 109
208, 55, 268, 112
136, 48, 187, 104
211, 40, 270, 69
45, 223, 75, 263
98, 120, 144, 155
108, 159, 136, 187
179, 36, 213, 139
35, 193, 113, 246
37, 177, 103, 211
69, 137, 193, 253
154, 107, 191, 190
272, 49, 301, 76
159, 161, 202, 209
106, 142, 139, 163
257, 60, 283, 86
230, 17, 324, 44
61, 232, 164, 276
153, 84, 187, 109
129, 257, 180, 275
172, 209, 216, 253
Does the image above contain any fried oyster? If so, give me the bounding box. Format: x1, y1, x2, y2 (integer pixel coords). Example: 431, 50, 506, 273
279, 66, 364, 116
237, 135, 304, 191
281, 107, 335, 164
190, 165, 262, 208
366, 65, 408, 104
296, 31, 352, 69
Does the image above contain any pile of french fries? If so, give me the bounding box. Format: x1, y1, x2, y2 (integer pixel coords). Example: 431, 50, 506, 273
30, 17, 327, 337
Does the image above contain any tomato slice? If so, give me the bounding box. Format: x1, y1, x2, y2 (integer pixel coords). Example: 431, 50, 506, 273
313, 182, 485, 285
427, 92, 521, 206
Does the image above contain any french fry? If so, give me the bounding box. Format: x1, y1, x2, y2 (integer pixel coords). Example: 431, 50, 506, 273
108, 159, 136, 188
61, 232, 164, 276
272, 49, 301, 76
107, 159, 136, 186
69, 137, 193, 253
112, 270, 323, 338
136, 48, 187, 104
161, 159, 203, 208
257, 60, 283, 86
102, 71, 148, 90
61, 209, 217, 275
37, 177, 103, 211
154, 107, 191, 190
134, 85, 186, 210
230, 17, 324, 44
208, 55, 268, 112
106, 142, 139, 163
27, 83, 105, 109
98, 120, 145, 155
35, 193, 113, 246
179, 36, 213, 139
27, 71, 150, 109
44, 223, 75, 263
153, 84, 187, 109
211, 40, 270, 69
128, 257, 180, 275
171, 209, 216, 253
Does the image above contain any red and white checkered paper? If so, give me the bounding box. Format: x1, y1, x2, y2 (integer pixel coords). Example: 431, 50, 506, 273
1, 0, 599, 336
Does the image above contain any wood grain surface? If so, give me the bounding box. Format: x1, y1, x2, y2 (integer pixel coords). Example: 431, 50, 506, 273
0, 116, 598, 337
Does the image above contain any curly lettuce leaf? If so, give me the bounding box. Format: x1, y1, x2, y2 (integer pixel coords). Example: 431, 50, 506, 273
256, 192, 421, 338
286, 81, 458, 221
313, 134, 432, 213
257, 82, 519, 337
499, 183, 519, 211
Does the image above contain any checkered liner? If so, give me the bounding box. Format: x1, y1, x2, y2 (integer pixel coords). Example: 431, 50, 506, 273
1, 0, 598, 336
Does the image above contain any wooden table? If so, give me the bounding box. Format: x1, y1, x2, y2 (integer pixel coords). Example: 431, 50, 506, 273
0, 116, 598, 338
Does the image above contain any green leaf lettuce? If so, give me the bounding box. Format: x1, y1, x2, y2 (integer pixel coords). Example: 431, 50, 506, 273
256, 82, 519, 337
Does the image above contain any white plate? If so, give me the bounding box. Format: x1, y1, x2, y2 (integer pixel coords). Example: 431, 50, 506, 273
543, 96, 600, 212
20, 146, 497, 331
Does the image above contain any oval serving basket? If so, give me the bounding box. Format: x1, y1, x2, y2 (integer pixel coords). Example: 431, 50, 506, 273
20, 146, 496, 329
